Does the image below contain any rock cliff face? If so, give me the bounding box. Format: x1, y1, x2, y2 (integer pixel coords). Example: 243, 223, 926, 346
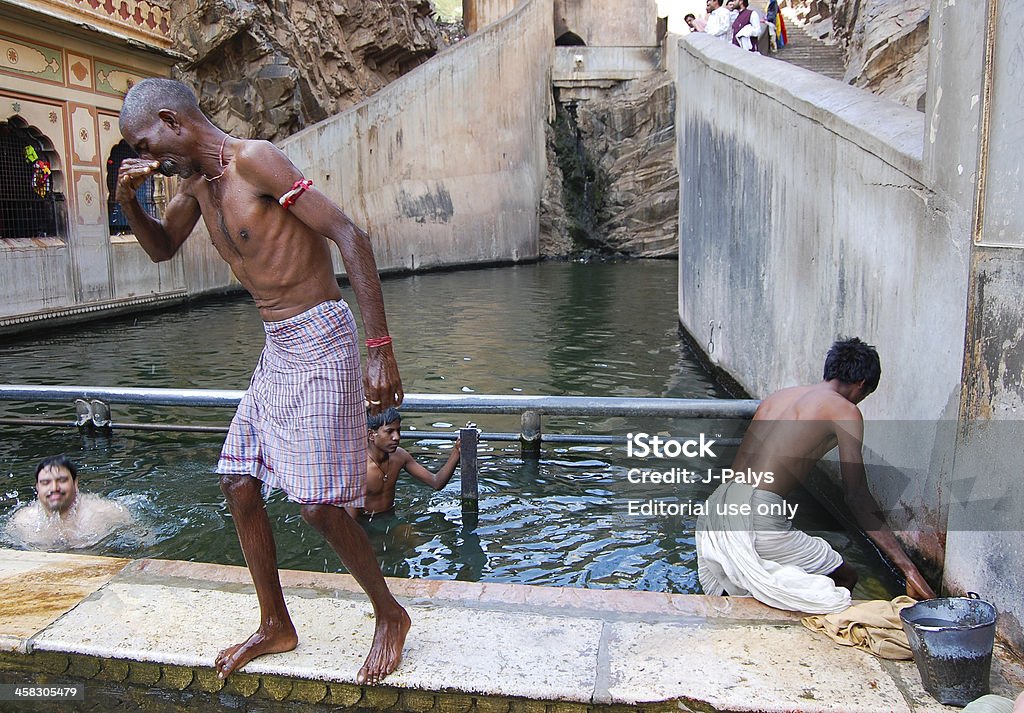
787, 0, 929, 110
576, 72, 677, 257
171, 0, 444, 141
542, 71, 677, 257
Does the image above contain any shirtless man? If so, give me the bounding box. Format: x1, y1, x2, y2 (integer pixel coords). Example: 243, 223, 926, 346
359, 408, 462, 517
5, 455, 131, 550
697, 338, 936, 611
115, 78, 408, 683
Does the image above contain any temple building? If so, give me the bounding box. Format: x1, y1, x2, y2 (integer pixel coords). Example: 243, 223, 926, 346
0, 0, 183, 330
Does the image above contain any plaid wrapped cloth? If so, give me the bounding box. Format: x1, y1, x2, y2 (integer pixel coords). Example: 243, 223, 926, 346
217, 300, 367, 507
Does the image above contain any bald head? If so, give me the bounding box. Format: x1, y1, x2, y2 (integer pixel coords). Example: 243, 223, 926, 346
119, 78, 201, 135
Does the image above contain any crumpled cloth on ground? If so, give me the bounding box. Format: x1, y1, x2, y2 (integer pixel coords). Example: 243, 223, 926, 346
801, 596, 917, 659
962, 694, 1018, 713
696, 481, 851, 614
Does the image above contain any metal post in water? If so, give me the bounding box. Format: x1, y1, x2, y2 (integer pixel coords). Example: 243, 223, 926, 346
460, 424, 479, 518
520, 409, 541, 458
74, 398, 112, 435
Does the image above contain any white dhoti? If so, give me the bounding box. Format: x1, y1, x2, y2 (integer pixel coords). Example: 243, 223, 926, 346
696, 481, 852, 614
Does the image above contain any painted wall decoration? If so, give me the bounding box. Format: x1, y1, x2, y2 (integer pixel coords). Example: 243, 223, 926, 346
21, 0, 171, 44
95, 61, 147, 96
1, 95, 67, 169
70, 105, 97, 164
75, 173, 102, 224
0, 35, 62, 82
67, 53, 93, 89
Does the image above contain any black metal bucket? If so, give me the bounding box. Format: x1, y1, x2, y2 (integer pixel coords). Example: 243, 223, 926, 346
899, 593, 998, 707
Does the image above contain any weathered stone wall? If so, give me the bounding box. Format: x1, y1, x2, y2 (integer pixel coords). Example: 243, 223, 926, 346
574, 71, 677, 256
786, 0, 929, 110
279, 0, 552, 273
539, 124, 573, 256
463, 0, 518, 33
554, 0, 658, 47
170, 0, 444, 142
932, 0, 1024, 656
672, 33, 969, 578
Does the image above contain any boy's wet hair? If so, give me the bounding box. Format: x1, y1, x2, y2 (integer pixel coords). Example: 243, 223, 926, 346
823, 337, 881, 394
35, 454, 78, 482
367, 407, 402, 431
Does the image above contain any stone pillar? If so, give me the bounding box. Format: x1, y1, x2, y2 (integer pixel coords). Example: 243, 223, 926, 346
931, 0, 1024, 656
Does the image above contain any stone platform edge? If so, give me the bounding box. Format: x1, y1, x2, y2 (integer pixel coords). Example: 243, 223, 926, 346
2, 549, 1023, 713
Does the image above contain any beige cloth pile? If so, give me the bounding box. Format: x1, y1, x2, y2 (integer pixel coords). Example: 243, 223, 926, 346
801, 596, 917, 659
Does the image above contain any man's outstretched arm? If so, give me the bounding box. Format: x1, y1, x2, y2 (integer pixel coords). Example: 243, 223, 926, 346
403, 440, 462, 491
835, 415, 937, 599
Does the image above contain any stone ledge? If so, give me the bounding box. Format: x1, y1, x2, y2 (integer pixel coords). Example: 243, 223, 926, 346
0, 652, 682, 712
2, 550, 1021, 712
678, 33, 924, 182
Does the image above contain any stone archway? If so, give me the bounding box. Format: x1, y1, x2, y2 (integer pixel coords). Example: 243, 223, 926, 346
0, 116, 65, 240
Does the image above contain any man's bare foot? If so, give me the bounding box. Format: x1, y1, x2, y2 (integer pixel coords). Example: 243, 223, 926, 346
357, 606, 411, 685
215, 624, 298, 679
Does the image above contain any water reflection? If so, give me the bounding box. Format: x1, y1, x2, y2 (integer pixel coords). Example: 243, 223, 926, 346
0, 260, 898, 597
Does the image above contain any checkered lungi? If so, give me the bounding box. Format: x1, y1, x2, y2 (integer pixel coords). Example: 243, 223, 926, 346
216, 299, 367, 507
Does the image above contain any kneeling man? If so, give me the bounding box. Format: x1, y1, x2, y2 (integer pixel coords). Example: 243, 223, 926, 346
5, 455, 132, 549
696, 337, 936, 613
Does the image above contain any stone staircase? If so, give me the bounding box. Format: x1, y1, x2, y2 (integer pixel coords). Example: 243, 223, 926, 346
773, 15, 847, 82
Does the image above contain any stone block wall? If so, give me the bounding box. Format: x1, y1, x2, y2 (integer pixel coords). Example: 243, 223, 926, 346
279, 0, 553, 275
672, 34, 969, 572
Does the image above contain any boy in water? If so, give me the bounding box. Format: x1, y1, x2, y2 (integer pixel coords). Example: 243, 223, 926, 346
359, 408, 462, 516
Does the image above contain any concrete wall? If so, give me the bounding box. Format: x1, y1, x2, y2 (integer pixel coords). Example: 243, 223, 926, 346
672, 33, 970, 566
464, 0, 520, 33
938, 0, 1024, 655
280, 0, 551, 276
673, 7, 1024, 653
1, 0, 552, 331
554, 0, 658, 47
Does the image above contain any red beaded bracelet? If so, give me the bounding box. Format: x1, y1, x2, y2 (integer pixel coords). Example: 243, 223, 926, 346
278, 178, 313, 209
365, 336, 393, 348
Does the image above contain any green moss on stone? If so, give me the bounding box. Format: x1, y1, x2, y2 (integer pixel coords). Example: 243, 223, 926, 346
400, 688, 439, 712
128, 660, 162, 686
95, 657, 130, 682
326, 682, 364, 707
66, 654, 101, 679
222, 671, 261, 697
158, 664, 194, 690
190, 668, 226, 693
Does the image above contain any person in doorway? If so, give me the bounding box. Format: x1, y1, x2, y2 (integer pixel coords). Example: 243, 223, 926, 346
358, 408, 462, 517
696, 337, 937, 613
5, 455, 132, 550
114, 78, 408, 684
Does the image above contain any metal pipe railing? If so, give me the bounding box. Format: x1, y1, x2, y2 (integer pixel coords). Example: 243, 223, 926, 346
0, 383, 755, 513
0, 384, 759, 418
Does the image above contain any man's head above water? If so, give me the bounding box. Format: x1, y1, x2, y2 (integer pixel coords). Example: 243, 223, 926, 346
34, 454, 79, 515
118, 78, 214, 179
